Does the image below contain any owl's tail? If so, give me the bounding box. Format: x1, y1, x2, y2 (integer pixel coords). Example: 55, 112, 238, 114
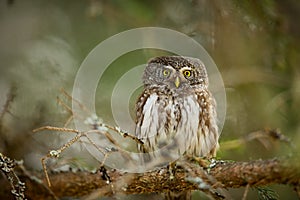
165, 191, 191, 200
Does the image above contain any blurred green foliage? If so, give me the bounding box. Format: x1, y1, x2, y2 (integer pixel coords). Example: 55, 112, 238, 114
0, 0, 299, 199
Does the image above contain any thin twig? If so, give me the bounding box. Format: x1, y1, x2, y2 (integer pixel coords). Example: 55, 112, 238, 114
56, 96, 73, 114
0, 86, 16, 120
34, 125, 136, 187
242, 184, 250, 200
41, 132, 82, 187
102, 124, 144, 146
60, 88, 91, 114
33, 126, 79, 134
0, 153, 27, 200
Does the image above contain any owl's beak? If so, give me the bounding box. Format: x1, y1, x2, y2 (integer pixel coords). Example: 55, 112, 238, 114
174, 76, 180, 88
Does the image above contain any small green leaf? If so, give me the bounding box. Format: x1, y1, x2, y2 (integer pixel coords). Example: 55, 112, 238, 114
256, 186, 279, 200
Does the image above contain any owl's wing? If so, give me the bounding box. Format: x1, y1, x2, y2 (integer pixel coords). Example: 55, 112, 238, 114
135, 91, 169, 153
195, 89, 219, 157
136, 92, 158, 151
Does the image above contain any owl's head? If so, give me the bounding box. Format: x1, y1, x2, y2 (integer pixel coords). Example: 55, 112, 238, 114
142, 56, 209, 92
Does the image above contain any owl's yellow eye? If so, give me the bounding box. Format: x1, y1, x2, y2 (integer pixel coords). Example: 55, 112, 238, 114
163, 69, 170, 76
183, 70, 191, 77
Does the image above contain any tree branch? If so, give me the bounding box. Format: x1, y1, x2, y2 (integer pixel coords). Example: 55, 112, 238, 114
1, 155, 299, 199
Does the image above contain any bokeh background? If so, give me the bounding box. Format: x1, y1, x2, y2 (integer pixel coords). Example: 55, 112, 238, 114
0, 0, 299, 199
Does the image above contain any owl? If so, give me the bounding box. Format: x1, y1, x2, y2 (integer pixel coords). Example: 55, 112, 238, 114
135, 56, 219, 158
135, 56, 219, 199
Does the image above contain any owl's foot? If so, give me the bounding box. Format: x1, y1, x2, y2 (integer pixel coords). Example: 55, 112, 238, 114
186, 155, 212, 169
167, 161, 177, 180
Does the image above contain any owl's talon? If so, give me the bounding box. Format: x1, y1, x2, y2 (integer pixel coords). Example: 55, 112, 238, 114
169, 174, 175, 180
168, 162, 176, 180
169, 168, 175, 180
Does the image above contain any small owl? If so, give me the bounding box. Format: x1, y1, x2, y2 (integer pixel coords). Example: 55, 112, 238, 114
135, 56, 219, 159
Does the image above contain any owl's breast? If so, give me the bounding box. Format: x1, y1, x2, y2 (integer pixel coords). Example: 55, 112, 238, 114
136, 91, 203, 154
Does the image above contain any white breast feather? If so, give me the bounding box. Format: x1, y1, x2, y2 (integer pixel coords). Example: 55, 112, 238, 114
176, 95, 200, 155
138, 93, 216, 157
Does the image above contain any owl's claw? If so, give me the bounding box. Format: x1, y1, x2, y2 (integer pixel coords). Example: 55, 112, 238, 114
168, 162, 176, 180
169, 171, 175, 180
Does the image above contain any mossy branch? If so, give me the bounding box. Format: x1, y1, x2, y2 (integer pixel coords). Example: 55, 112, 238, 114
1, 155, 299, 199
